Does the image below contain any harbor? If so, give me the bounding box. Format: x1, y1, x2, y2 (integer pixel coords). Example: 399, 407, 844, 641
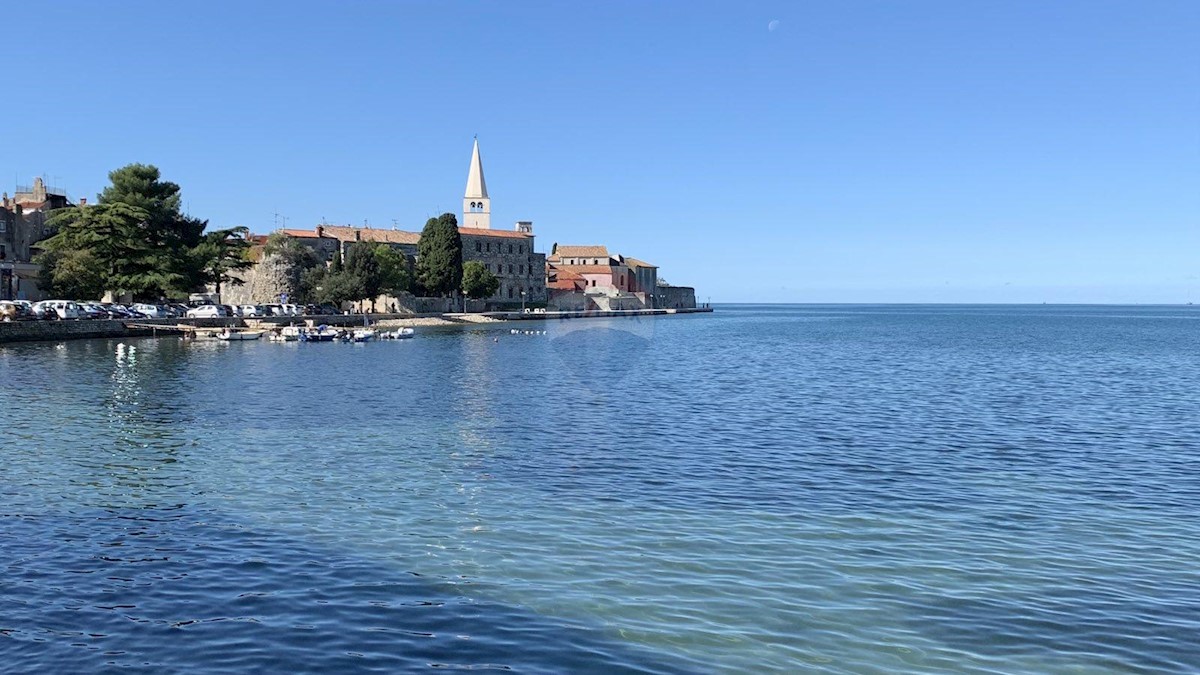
0, 307, 713, 344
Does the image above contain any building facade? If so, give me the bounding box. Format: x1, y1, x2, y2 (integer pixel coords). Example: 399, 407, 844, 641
273, 138, 546, 307
1, 177, 76, 300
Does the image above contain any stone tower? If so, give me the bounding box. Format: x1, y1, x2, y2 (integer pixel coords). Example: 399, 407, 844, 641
463, 137, 490, 229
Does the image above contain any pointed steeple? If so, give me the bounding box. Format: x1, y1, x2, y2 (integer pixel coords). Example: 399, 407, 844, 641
464, 137, 488, 199
462, 137, 491, 229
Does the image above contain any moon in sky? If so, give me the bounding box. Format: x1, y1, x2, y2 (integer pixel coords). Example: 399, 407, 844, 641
768, 19, 780, 32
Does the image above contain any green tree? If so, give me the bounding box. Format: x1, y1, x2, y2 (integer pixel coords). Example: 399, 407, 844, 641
41, 202, 165, 298
191, 226, 253, 299
373, 244, 411, 299
344, 243, 382, 310
313, 249, 363, 307
263, 232, 324, 303
415, 213, 463, 298
461, 260, 499, 302
98, 164, 207, 294
36, 248, 106, 300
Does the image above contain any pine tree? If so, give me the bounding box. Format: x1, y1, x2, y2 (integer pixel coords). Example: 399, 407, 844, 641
415, 213, 463, 298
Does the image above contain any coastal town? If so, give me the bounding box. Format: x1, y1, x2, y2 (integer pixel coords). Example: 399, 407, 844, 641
0, 140, 698, 324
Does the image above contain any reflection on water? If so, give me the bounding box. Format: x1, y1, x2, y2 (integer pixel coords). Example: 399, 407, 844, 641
2, 305, 1199, 673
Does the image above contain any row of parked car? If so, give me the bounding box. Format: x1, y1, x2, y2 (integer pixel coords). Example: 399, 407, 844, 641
184, 303, 339, 318
0, 300, 342, 322
0, 300, 170, 321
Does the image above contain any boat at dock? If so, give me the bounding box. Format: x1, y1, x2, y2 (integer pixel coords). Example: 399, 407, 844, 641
379, 327, 415, 340
299, 326, 339, 342
268, 326, 303, 342
216, 329, 265, 341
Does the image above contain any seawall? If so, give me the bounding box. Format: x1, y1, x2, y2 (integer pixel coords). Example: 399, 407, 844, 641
0, 307, 712, 344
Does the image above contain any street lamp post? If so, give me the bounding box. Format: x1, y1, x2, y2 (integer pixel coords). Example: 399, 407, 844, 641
520, 290, 526, 313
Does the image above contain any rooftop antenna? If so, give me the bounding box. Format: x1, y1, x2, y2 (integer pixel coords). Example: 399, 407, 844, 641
391, 219, 398, 230
274, 212, 288, 230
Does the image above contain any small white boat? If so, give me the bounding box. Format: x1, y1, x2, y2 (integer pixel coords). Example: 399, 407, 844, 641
216, 329, 264, 341
269, 326, 302, 342
351, 329, 376, 342
380, 327, 415, 340
300, 326, 339, 342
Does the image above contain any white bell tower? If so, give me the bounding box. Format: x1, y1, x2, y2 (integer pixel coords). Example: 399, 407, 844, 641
463, 137, 490, 229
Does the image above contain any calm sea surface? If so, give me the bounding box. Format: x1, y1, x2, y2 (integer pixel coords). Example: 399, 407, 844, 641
2, 305, 1199, 673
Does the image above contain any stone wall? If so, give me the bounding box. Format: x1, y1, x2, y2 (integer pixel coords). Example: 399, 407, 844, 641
221, 253, 305, 305
658, 285, 697, 309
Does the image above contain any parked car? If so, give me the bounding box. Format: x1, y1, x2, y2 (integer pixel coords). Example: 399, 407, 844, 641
77, 303, 107, 319
222, 305, 243, 317
240, 305, 264, 317
132, 303, 166, 319
32, 300, 81, 320
0, 301, 33, 321
280, 303, 302, 316
186, 304, 228, 318
315, 304, 340, 316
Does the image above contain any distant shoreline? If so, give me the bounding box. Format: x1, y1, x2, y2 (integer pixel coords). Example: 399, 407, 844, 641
0, 307, 714, 345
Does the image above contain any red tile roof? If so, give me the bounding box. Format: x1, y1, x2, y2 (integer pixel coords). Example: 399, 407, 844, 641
554, 245, 608, 258
555, 264, 617, 275
550, 266, 585, 281
624, 257, 657, 269
282, 228, 323, 238
458, 227, 532, 239
321, 225, 421, 245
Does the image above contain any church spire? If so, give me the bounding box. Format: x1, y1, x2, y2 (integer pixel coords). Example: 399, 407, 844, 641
464, 137, 488, 199
463, 137, 491, 228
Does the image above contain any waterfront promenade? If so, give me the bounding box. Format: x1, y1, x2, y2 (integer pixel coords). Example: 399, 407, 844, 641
0, 307, 713, 344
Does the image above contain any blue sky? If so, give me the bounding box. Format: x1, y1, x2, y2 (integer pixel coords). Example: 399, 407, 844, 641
5, 1, 1198, 303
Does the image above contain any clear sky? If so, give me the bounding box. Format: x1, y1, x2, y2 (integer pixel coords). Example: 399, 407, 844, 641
6, 1, 1198, 303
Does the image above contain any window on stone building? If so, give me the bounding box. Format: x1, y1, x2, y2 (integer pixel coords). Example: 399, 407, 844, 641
519, 245, 523, 254
519, 264, 524, 274
487, 242, 491, 252
475, 241, 481, 252
0, 219, 6, 232
508, 264, 513, 274
508, 287, 513, 299
507, 244, 513, 254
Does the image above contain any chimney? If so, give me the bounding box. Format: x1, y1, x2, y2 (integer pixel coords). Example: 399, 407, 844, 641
316, 225, 324, 238
354, 229, 361, 242
79, 197, 87, 206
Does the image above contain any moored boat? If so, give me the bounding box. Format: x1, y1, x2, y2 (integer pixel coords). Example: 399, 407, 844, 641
299, 325, 339, 342
216, 329, 265, 341
380, 327, 415, 340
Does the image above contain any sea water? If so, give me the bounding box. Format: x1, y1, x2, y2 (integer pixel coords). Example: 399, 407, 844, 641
1, 305, 1198, 673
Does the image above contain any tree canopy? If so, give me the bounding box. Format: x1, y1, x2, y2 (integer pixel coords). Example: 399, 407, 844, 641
461, 260, 499, 300
41, 201, 167, 298
415, 213, 462, 298
36, 163, 248, 301
191, 226, 253, 297
373, 244, 411, 298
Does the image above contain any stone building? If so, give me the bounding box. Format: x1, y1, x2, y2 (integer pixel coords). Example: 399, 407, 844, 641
270, 138, 547, 308
1, 177, 77, 300
544, 244, 693, 310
